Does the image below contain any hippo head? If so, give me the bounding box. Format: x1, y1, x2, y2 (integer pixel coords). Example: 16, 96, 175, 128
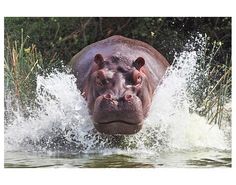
84, 54, 153, 135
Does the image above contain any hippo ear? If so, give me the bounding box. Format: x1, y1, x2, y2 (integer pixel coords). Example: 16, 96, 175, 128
94, 54, 104, 69
133, 57, 145, 70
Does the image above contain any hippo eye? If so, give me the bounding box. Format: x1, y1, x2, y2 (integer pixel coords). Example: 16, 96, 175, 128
96, 75, 107, 87
132, 70, 142, 85
136, 75, 142, 84
96, 71, 106, 87
96, 72, 110, 88
96, 76, 103, 87
134, 75, 142, 85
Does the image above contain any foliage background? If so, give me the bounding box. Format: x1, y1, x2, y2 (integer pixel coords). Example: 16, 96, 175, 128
4, 17, 231, 64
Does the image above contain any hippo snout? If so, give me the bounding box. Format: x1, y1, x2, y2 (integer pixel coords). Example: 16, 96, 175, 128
103, 93, 134, 104
92, 94, 144, 134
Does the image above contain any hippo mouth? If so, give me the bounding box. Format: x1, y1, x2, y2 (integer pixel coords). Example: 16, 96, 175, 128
97, 120, 140, 125
94, 120, 143, 135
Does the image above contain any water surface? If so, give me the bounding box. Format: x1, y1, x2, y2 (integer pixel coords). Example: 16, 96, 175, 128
5, 149, 231, 168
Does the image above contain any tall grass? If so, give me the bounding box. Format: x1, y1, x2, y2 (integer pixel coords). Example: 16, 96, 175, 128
190, 40, 231, 127
4, 29, 61, 109
203, 65, 231, 127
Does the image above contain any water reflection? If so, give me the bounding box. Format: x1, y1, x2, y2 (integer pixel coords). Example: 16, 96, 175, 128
187, 158, 231, 167
81, 154, 154, 168
5, 150, 231, 168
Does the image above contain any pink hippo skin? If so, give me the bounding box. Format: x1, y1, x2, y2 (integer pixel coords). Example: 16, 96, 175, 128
70, 35, 169, 135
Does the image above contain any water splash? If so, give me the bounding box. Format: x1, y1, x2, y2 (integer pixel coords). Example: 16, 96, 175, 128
4, 35, 231, 155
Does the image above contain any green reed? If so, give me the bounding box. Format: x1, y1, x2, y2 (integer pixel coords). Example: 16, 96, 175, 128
4, 29, 61, 108
203, 62, 231, 127
190, 40, 231, 127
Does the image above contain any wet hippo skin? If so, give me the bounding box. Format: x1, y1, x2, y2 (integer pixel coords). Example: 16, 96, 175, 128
70, 35, 170, 135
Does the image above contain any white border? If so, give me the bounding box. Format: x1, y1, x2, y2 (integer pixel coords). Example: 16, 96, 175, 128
0, 0, 235, 185
0, 0, 235, 17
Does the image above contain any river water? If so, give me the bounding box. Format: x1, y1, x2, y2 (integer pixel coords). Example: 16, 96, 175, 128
4, 36, 231, 168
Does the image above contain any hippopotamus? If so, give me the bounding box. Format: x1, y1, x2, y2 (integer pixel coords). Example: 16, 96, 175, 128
70, 35, 169, 135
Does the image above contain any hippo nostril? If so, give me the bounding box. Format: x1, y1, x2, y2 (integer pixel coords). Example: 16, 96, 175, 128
124, 94, 133, 101
104, 93, 112, 100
